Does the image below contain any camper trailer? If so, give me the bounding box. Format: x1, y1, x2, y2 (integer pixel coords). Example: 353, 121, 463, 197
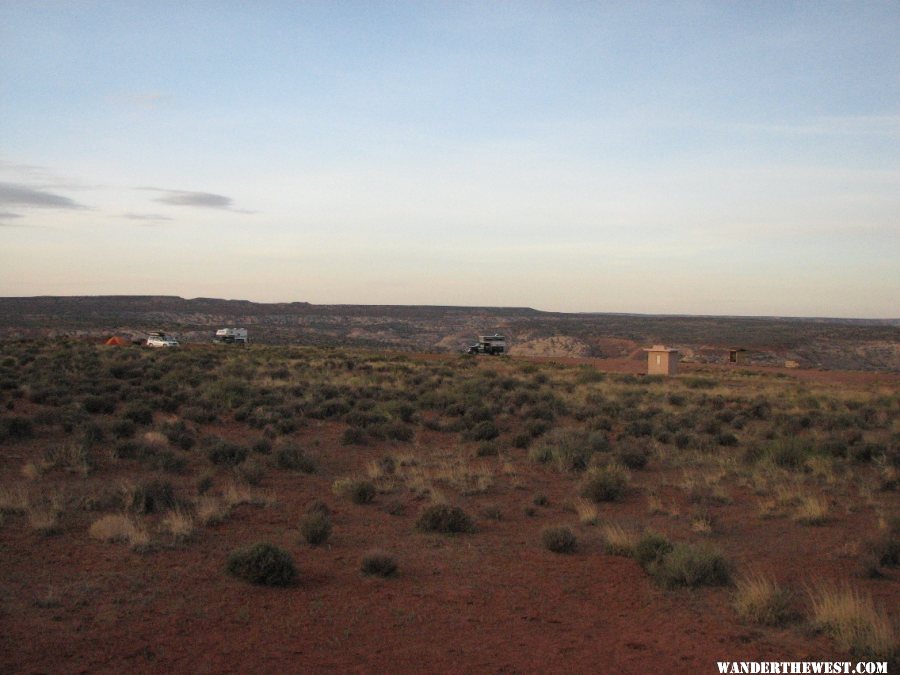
213, 327, 249, 345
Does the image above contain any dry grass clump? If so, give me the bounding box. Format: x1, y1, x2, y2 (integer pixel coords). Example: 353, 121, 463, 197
27, 493, 65, 536
195, 496, 230, 526
808, 583, 896, 660
89, 514, 151, 550
573, 497, 599, 525
793, 495, 830, 525
161, 510, 194, 543
0, 485, 29, 513
733, 574, 795, 626
601, 522, 637, 556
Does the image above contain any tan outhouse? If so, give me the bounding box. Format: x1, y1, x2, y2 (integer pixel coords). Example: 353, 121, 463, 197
646, 345, 679, 376
728, 348, 747, 365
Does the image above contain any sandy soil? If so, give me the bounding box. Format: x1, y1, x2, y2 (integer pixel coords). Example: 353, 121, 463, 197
0, 358, 897, 674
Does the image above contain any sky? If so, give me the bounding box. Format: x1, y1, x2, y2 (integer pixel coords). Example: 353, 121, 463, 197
1, 1, 898, 318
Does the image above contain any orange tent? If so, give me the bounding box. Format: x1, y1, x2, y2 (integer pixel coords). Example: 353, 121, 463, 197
104, 336, 130, 346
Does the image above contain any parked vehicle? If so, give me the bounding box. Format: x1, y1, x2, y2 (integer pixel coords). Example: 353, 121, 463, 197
212, 327, 249, 345
466, 334, 507, 355
146, 331, 179, 348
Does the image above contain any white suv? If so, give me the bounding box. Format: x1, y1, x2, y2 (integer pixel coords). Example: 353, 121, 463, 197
146, 332, 179, 348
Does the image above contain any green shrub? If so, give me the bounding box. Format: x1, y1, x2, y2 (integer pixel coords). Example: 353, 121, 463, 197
123, 404, 154, 425
274, 446, 316, 473
542, 526, 577, 554
384, 421, 414, 442
299, 511, 332, 545
652, 543, 731, 588
632, 532, 674, 571
360, 550, 398, 577
130, 479, 177, 514
206, 440, 248, 466
342, 426, 367, 445
83, 395, 116, 414
332, 478, 376, 504
580, 465, 628, 502
416, 504, 475, 533
768, 438, 808, 470
252, 438, 272, 454
0, 416, 34, 442
465, 420, 499, 442
226, 543, 297, 586
618, 441, 650, 470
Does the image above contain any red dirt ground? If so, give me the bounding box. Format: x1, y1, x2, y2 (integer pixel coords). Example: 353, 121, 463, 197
1, 360, 897, 673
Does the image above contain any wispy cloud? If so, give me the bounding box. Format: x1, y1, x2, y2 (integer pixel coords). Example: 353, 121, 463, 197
0, 182, 86, 209
0, 211, 25, 225
122, 212, 173, 225
139, 187, 252, 212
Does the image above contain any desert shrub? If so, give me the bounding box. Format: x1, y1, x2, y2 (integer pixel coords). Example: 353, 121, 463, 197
182, 405, 217, 424
809, 584, 896, 660
416, 504, 475, 533
617, 441, 650, 470
542, 526, 577, 554
226, 543, 297, 587
206, 440, 248, 466
822, 437, 849, 459
313, 398, 351, 419
129, 479, 178, 514
111, 418, 136, 439
332, 478, 376, 504
580, 465, 628, 502
360, 550, 398, 577
123, 404, 154, 426
768, 438, 809, 470
299, 511, 332, 545
717, 432, 739, 447
733, 574, 795, 626
512, 432, 531, 449
525, 419, 551, 438
83, 395, 116, 414
274, 446, 316, 473
476, 441, 499, 457
384, 421, 414, 442
252, 438, 272, 454
341, 426, 367, 445
851, 443, 884, 464
160, 420, 195, 450
532, 493, 549, 507
464, 420, 499, 442
533, 428, 605, 472
652, 542, 731, 588
632, 532, 674, 570
142, 449, 187, 473
0, 416, 34, 442
872, 517, 900, 568
236, 456, 266, 485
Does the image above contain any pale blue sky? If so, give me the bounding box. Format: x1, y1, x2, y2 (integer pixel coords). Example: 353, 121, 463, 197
1, 1, 897, 317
